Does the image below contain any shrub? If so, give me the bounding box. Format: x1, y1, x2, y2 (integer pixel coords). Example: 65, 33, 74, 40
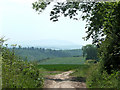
86, 63, 120, 88
2, 46, 44, 88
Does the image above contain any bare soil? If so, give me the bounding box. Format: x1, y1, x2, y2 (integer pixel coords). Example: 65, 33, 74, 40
44, 71, 86, 88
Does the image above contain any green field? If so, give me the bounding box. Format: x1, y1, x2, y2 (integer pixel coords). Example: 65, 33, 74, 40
39, 57, 85, 64
37, 64, 89, 71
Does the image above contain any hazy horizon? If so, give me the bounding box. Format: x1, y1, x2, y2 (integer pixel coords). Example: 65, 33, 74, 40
1, 0, 92, 47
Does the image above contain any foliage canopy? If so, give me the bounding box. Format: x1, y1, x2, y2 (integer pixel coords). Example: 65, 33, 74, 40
82, 44, 98, 60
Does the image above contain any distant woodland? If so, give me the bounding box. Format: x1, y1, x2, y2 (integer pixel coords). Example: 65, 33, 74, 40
9, 47, 82, 61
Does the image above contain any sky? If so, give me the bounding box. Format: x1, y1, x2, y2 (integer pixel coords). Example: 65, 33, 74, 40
0, 0, 92, 47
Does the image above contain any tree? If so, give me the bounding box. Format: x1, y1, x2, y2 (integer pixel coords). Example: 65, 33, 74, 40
32, 1, 120, 73
82, 44, 98, 60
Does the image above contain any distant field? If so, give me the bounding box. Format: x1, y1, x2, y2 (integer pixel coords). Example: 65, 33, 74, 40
39, 57, 85, 64
37, 64, 89, 71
